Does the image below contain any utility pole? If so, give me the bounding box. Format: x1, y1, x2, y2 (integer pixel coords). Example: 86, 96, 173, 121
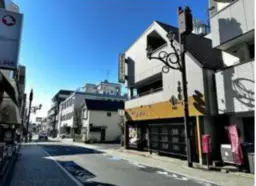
178, 6, 193, 167
25, 89, 33, 143
20, 94, 26, 139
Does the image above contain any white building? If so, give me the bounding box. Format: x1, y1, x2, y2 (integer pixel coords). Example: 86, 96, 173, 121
119, 20, 227, 163
209, 0, 254, 144
58, 90, 127, 136
47, 90, 73, 136
80, 99, 124, 142
83, 80, 122, 96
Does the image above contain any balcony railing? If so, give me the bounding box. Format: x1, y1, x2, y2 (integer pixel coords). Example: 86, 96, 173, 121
131, 87, 163, 100
126, 87, 164, 109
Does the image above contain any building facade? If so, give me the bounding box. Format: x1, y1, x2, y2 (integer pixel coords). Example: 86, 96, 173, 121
209, 0, 255, 144
119, 20, 231, 164
80, 99, 124, 142
47, 90, 73, 136
83, 80, 122, 96
58, 90, 127, 137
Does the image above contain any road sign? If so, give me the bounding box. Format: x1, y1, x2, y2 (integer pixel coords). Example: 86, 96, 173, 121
0, 8, 23, 70
36, 117, 42, 122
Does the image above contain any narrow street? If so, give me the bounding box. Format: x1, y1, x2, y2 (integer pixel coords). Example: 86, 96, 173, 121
9, 140, 219, 186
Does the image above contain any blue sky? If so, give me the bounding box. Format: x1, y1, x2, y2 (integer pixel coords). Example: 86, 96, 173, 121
12, 0, 208, 118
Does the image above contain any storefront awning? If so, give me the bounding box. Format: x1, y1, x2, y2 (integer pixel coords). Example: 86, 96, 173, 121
0, 98, 21, 124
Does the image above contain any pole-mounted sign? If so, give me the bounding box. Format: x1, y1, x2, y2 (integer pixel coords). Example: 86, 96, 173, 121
118, 53, 126, 83
0, 8, 23, 70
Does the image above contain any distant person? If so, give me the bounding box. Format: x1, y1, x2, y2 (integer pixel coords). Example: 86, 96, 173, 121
15, 129, 21, 143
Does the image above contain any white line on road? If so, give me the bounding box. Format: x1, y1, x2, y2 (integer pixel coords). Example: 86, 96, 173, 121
58, 140, 221, 186
156, 171, 168, 175
42, 148, 84, 186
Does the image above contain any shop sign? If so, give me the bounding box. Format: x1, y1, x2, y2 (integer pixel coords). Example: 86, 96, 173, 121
0, 8, 23, 70
118, 53, 126, 83
131, 111, 146, 118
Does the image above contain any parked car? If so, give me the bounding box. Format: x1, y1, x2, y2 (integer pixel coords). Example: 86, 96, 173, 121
38, 131, 48, 140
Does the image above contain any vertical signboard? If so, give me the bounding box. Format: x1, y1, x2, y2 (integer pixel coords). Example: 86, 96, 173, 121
118, 53, 126, 83
0, 8, 23, 70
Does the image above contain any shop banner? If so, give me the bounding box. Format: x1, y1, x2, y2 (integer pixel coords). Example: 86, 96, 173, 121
226, 125, 243, 165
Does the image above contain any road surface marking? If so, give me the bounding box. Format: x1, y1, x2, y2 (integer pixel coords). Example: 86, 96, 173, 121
156, 171, 168, 175
128, 161, 146, 168
42, 148, 83, 186
109, 156, 122, 160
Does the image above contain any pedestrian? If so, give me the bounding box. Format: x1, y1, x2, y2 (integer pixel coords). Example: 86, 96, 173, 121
15, 129, 21, 143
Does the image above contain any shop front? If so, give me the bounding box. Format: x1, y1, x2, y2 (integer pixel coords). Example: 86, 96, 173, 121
125, 97, 204, 162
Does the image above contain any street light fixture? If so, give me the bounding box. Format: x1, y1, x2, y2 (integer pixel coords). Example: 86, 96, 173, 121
146, 6, 193, 168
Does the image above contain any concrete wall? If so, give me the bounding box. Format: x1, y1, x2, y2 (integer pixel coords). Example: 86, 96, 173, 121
88, 111, 122, 141
215, 60, 254, 114
210, 0, 255, 48
125, 52, 205, 109
124, 22, 167, 86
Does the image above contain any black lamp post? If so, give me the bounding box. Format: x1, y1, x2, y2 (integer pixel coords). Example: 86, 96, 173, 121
25, 89, 42, 142
25, 89, 33, 143
146, 6, 193, 168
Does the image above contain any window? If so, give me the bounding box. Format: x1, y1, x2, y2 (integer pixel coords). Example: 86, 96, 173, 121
107, 112, 111, 117
147, 30, 167, 52
249, 43, 255, 59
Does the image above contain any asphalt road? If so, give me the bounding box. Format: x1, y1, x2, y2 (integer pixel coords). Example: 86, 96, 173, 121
39, 141, 219, 186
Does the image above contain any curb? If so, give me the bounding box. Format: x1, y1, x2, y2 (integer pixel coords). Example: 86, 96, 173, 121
118, 149, 254, 179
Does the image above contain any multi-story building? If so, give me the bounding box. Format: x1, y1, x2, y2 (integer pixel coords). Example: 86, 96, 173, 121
83, 80, 122, 96
47, 90, 73, 136
58, 85, 127, 137
209, 0, 254, 144
119, 20, 227, 164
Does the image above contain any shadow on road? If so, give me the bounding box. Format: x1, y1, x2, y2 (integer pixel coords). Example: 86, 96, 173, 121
57, 160, 116, 186
41, 144, 103, 156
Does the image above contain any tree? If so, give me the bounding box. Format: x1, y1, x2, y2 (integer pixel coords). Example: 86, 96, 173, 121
73, 108, 83, 135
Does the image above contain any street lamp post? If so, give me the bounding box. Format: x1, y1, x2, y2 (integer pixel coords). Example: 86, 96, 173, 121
146, 6, 193, 167
25, 89, 33, 143
24, 89, 42, 142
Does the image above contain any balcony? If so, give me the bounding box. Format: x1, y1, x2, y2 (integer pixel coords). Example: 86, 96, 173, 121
215, 59, 254, 114
210, 0, 254, 49
125, 88, 164, 109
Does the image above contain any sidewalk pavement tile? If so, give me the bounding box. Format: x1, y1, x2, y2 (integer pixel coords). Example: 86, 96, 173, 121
9, 144, 77, 186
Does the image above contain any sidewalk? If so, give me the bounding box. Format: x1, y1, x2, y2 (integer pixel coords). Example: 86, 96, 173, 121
9, 144, 77, 186
60, 139, 254, 186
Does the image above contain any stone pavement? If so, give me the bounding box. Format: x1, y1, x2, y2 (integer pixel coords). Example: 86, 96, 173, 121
9, 144, 77, 186
60, 139, 254, 186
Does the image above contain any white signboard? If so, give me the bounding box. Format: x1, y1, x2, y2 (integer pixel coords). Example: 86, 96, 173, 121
118, 53, 126, 83
0, 8, 23, 70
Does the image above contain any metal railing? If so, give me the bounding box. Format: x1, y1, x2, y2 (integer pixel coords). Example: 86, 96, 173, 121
131, 87, 163, 100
